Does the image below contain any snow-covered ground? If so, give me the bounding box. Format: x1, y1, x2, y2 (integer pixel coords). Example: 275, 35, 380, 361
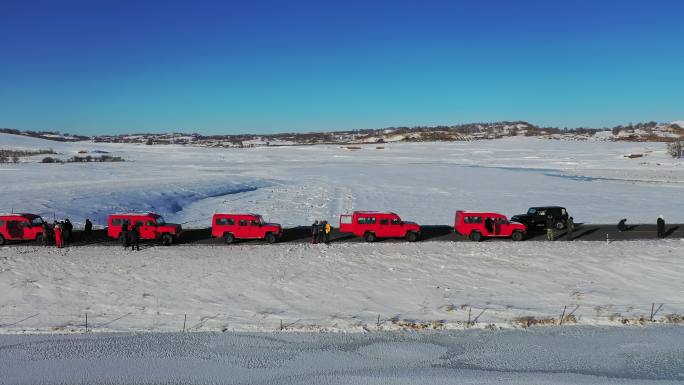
1, 133, 684, 228
2, 326, 682, 384
1, 240, 682, 333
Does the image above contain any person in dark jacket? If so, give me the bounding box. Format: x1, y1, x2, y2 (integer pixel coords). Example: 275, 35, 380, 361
566, 217, 575, 240
484, 217, 494, 233
129, 223, 140, 251
63, 218, 73, 245
41, 222, 50, 246
121, 222, 130, 248
311, 220, 319, 244
617, 218, 628, 232
84, 219, 93, 242
546, 215, 555, 241
657, 216, 665, 238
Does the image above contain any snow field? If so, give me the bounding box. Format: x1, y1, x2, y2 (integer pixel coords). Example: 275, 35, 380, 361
1, 240, 683, 333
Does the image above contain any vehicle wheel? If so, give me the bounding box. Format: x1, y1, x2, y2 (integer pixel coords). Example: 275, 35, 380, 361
223, 233, 235, 244
0, 235, 5, 246
406, 231, 418, 242
511, 230, 524, 242
36, 234, 45, 244
554, 221, 565, 230
364, 232, 376, 242
469, 231, 482, 242
162, 234, 174, 246
265, 233, 277, 244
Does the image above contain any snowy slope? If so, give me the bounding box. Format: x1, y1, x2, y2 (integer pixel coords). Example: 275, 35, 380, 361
1, 133, 684, 228
0, 240, 682, 333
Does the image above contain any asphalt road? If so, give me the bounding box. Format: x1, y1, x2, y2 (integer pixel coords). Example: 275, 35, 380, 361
4, 222, 683, 248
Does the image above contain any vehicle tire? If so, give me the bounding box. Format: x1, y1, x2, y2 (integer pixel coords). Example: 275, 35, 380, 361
162, 234, 173, 246
554, 221, 565, 230
469, 231, 482, 242
364, 232, 376, 242
265, 233, 277, 244
36, 234, 45, 244
511, 230, 524, 242
223, 233, 235, 244
0, 235, 5, 246
406, 231, 418, 242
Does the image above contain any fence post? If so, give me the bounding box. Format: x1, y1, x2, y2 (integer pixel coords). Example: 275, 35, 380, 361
85, 312, 88, 333
280, 319, 283, 331
183, 314, 187, 332
467, 307, 471, 328
559, 305, 567, 325
377, 314, 380, 330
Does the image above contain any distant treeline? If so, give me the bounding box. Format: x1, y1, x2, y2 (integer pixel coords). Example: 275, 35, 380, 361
0, 148, 57, 163
41, 155, 125, 163
0, 128, 89, 142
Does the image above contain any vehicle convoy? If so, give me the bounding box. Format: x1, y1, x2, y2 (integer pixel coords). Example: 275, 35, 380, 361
339, 211, 421, 242
454, 211, 526, 241
0, 213, 48, 245
511, 206, 569, 230
212, 213, 282, 244
107, 213, 182, 245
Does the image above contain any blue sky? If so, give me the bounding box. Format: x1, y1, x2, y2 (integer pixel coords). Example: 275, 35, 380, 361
1, 0, 683, 135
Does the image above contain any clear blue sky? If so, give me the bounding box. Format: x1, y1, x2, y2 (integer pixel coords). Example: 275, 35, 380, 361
1, 0, 683, 135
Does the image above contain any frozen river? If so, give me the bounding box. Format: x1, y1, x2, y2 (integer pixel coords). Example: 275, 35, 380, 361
2, 326, 683, 384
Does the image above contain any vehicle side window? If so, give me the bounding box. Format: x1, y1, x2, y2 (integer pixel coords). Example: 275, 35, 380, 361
537, 210, 546, 216
358, 217, 376, 225
216, 218, 234, 225
112, 218, 123, 226
146, 221, 155, 226
465, 216, 482, 224
391, 218, 401, 225
380, 219, 389, 225
135, 221, 144, 227
561, 209, 566, 215
251, 220, 260, 226
0, 220, 4, 227
239, 220, 248, 226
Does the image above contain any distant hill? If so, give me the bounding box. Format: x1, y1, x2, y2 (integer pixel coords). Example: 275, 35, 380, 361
2, 120, 683, 147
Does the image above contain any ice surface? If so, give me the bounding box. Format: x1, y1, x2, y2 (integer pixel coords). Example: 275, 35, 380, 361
1, 326, 682, 384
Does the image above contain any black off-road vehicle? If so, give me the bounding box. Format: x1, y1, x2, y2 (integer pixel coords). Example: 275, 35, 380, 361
511, 206, 569, 230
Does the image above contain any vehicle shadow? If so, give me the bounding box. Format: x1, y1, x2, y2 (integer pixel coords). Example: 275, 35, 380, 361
665, 226, 680, 238
419, 225, 454, 241
570, 227, 599, 240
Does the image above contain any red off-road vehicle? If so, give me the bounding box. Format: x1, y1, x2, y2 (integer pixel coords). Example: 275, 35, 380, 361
0, 213, 48, 245
107, 213, 182, 245
212, 213, 282, 244
339, 211, 421, 242
454, 211, 526, 242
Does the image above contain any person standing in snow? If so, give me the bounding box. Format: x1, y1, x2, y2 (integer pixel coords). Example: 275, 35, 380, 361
566, 217, 575, 241
54, 222, 63, 249
121, 222, 130, 248
63, 218, 73, 246
41, 221, 50, 246
311, 220, 319, 244
546, 215, 555, 241
657, 216, 666, 238
324, 221, 331, 244
129, 223, 140, 251
84, 218, 93, 242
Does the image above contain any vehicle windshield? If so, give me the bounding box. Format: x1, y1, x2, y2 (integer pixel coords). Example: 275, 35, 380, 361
155, 216, 166, 225
527, 208, 537, 215
31, 217, 45, 226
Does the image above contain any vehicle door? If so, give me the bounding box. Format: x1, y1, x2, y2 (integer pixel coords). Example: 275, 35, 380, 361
533, 209, 547, 227
494, 217, 508, 236
248, 217, 263, 238
138, 219, 154, 239
378, 216, 391, 237
357, 216, 375, 236
7, 220, 23, 239
389, 216, 405, 237
237, 218, 250, 238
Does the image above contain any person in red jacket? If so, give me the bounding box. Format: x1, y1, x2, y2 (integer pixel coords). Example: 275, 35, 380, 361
54, 222, 63, 248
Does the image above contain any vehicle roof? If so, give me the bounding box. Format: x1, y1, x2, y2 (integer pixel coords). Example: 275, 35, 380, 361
0, 213, 40, 219
213, 213, 261, 217
351, 211, 398, 215
110, 212, 160, 217
456, 211, 507, 216
529, 206, 565, 209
